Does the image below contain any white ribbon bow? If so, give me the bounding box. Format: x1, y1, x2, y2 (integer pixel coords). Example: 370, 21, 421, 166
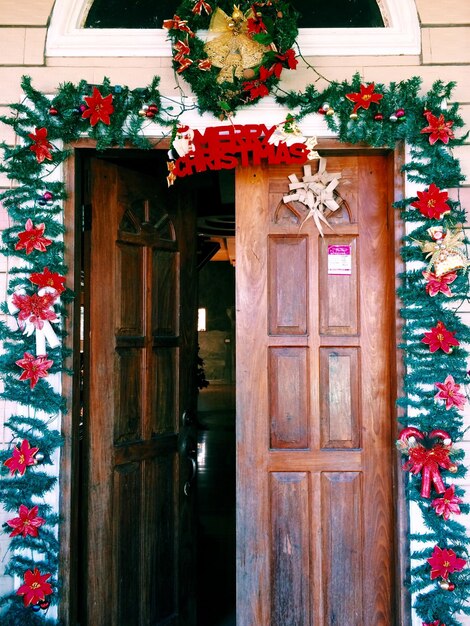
282, 158, 342, 236
8, 287, 60, 355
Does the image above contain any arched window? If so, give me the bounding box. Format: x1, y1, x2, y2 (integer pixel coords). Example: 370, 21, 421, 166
46, 0, 420, 57
83, 0, 386, 29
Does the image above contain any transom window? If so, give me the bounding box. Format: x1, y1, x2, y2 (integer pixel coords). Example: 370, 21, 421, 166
83, 0, 386, 29
45, 0, 419, 57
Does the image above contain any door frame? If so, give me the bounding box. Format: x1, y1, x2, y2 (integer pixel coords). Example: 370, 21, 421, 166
59, 138, 410, 625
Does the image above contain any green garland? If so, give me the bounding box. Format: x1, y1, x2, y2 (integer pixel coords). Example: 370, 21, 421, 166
0, 71, 469, 625
164, 0, 299, 117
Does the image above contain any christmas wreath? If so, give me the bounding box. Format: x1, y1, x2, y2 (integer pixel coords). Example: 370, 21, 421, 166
163, 0, 299, 117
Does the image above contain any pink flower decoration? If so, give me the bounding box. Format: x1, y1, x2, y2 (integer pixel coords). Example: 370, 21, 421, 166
435, 375, 466, 410
423, 271, 457, 297
431, 485, 462, 520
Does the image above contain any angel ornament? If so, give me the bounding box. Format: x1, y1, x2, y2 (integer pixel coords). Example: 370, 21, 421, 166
204, 5, 269, 83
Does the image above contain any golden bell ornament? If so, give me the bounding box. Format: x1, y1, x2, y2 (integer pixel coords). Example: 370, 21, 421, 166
204, 5, 269, 83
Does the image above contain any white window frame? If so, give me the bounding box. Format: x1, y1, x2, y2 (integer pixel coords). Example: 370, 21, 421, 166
46, 0, 421, 58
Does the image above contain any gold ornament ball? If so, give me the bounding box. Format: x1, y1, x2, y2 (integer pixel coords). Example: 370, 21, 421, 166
243, 68, 256, 79
277, 11, 283, 18
326, 107, 335, 116
350, 112, 358, 120
439, 579, 450, 591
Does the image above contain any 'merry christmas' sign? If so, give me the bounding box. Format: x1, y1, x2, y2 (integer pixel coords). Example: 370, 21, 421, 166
167, 123, 314, 184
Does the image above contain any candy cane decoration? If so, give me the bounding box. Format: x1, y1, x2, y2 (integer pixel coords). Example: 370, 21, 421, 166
399, 427, 457, 498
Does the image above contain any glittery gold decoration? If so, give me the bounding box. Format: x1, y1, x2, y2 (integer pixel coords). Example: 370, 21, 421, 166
418, 227, 469, 276
204, 5, 269, 83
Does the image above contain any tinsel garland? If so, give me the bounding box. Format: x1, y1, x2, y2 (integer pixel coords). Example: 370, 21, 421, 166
0, 71, 469, 624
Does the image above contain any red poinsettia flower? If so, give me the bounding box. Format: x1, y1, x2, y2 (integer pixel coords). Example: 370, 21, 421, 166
411, 184, 451, 219
243, 66, 272, 100
345, 83, 383, 114
427, 545, 466, 580
271, 48, 298, 78
15, 219, 53, 255
29, 267, 66, 294
82, 87, 114, 127
421, 321, 459, 354
12, 292, 57, 330
16, 568, 52, 607
16, 352, 54, 389
432, 485, 462, 521
434, 375, 466, 410
247, 10, 267, 34
192, 0, 212, 15
4, 439, 39, 476
162, 14, 195, 36
28, 128, 53, 163
7, 504, 46, 538
423, 270, 457, 297
421, 111, 454, 145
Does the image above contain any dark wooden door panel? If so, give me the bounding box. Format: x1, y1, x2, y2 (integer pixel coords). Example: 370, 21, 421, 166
236, 155, 395, 625
83, 158, 197, 626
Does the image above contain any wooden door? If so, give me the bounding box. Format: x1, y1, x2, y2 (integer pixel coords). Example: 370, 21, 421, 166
236, 153, 396, 625
82, 158, 198, 626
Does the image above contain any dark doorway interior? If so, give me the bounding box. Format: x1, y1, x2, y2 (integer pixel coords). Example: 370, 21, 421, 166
197, 261, 236, 626
196, 170, 236, 626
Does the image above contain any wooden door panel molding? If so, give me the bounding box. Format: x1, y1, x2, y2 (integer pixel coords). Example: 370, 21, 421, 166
269, 346, 310, 450
319, 346, 361, 450
319, 235, 359, 336
268, 235, 308, 336
321, 472, 364, 623
237, 152, 397, 625
270, 472, 311, 625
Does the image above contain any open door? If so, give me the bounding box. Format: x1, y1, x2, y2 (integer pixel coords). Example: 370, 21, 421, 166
81, 157, 198, 625
236, 154, 397, 625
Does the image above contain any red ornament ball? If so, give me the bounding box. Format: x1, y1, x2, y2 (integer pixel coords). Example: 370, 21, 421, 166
39, 599, 50, 610
448, 583, 456, 591
395, 108, 405, 118
374, 113, 383, 121
43, 191, 54, 202
48, 107, 58, 116
318, 107, 326, 115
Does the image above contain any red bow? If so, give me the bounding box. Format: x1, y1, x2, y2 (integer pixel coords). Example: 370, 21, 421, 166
192, 0, 212, 15
162, 15, 195, 37
399, 428, 456, 498
173, 38, 191, 62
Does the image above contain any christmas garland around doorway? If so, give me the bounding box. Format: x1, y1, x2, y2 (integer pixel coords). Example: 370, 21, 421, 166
0, 71, 470, 624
